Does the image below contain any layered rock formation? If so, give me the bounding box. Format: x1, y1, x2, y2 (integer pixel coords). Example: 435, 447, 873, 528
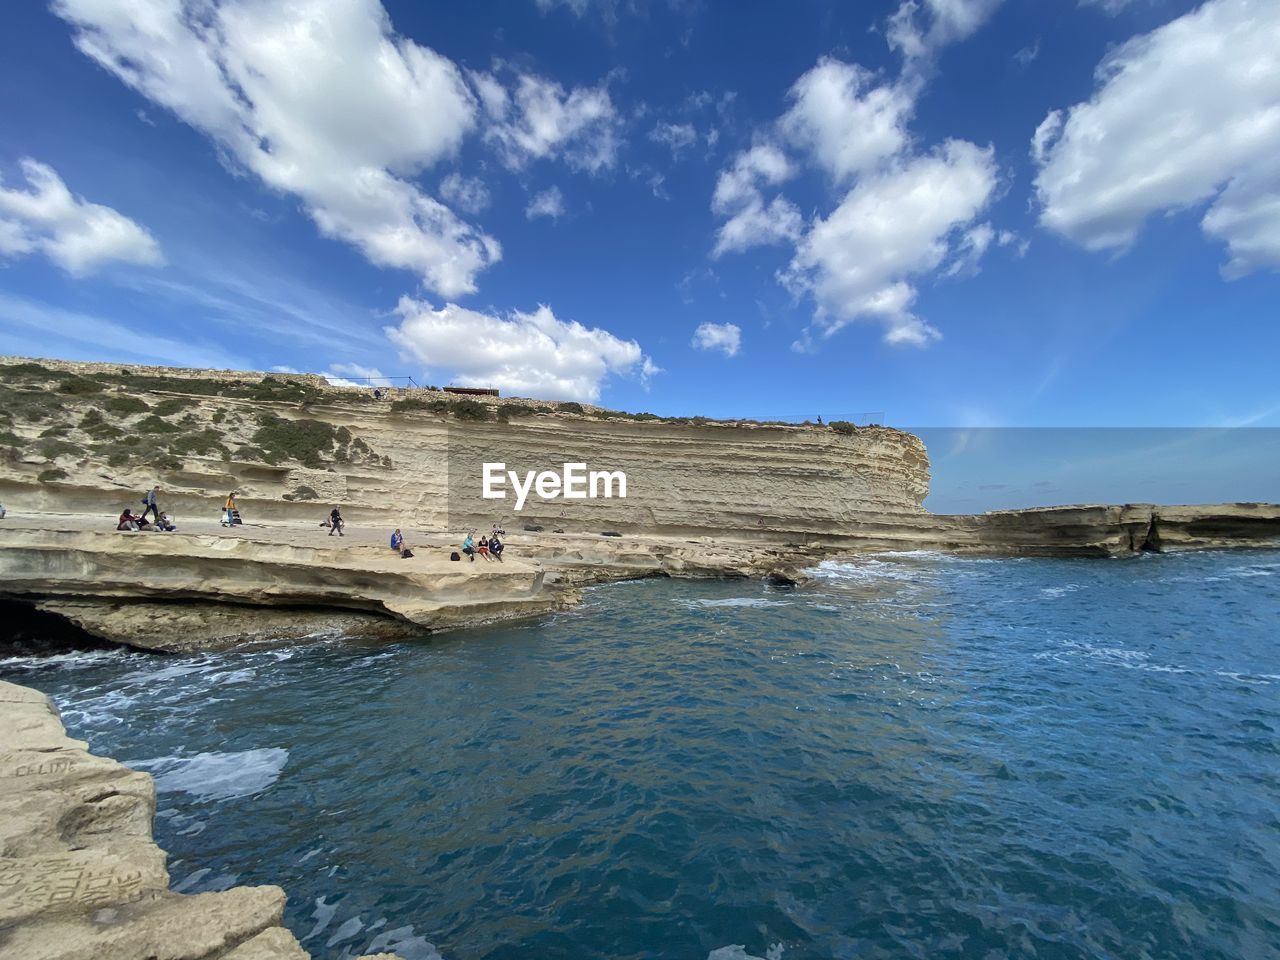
0, 519, 571, 651
0, 679, 400, 959
1, 355, 1278, 652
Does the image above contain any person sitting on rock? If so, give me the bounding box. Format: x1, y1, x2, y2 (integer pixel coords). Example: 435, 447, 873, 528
462, 531, 476, 561
156, 512, 177, 532
390, 528, 403, 551
117, 508, 141, 531
327, 507, 345, 537
478, 536, 492, 560
488, 534, 505, 561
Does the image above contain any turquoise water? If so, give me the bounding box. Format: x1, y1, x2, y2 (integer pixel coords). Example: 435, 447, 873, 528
4, 551, 1279, 960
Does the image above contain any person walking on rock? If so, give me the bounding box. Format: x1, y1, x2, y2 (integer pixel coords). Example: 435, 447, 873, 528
328, 507, 345, 537
140, 486, 161, 524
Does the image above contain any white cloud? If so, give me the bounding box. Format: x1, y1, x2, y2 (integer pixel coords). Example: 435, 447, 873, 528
438, 173, 491, 215
710, 145, 802, 256
1080, 0, 1144, 13
944, 222, 996, 277
886, 0, 1004, 62
525, 186, 566, 221
325, 362, 387, 387
649, 121, 698, 157
477, 68, 620, 173
710, 50, 1001, 348
783, 140, 998, 346
1033, 0, 1280, 277
780, 58, 914, 181
0, 158, 162, 275
691, 321, 741, 357
52, 0, 499, 297
387, 298, 654, 402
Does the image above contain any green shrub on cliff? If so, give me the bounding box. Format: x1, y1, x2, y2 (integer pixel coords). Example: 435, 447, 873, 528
390, 396, 449, 414
0, 430, 20, 449
167, 429, 229, 458
283, 485, 319, 501
451, 398, 492, 421
152, 397, 197, 417
56, 376, 104, 395
234, 444, 269, 463
251, 415, 338, 467
497, 403, 537, 422
135, 415, 181, 434
38, 468, 68, 483
556, 401, 585, 414
79, 409, 106, 429
105, 395, 150, 415
1, 362, 56, 378
36, 437, 80, 459
829, 421, 856, 436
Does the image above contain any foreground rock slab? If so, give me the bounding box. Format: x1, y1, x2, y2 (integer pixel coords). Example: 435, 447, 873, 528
0, 680, 401, 960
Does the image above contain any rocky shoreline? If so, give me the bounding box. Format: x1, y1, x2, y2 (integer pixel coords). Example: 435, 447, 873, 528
0, 679, 402, 959
0, 501, 1277, 654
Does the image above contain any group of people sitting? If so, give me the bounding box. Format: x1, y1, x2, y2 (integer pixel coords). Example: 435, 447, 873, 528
116, 486, 176, 531
117, 507, 176, 532
462, 526, 505, 562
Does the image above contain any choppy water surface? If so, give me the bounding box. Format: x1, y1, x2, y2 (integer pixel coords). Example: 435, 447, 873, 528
5, 551, 1279, 960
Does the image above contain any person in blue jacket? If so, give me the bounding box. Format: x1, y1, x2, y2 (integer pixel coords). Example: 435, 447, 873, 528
390, 528, 403, 552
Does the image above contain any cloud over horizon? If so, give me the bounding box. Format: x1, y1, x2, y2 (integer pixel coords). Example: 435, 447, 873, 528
387, 298, 656, 402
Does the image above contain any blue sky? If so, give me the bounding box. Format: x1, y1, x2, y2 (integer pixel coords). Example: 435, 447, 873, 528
1, 0, 1278, 437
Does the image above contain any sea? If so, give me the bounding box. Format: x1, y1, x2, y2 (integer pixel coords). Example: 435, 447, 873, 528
3, 550, 1278, 960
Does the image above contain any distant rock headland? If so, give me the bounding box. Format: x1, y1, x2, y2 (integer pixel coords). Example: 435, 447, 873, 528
1, 355, 1277, 653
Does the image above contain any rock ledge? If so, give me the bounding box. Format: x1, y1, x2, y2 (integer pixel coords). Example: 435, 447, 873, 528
0, 679, 400, 960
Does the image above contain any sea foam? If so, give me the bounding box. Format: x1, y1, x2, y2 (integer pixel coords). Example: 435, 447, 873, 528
135, 747, 289, 801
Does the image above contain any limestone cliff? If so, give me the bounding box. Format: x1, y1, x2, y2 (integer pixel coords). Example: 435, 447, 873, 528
0, 356, 930, 537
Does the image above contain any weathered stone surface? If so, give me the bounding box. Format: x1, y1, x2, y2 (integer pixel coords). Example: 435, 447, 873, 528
221, 925, 310, 959
0, 680, 403, 960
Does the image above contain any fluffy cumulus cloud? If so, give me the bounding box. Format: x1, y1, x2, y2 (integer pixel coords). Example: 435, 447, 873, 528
780, 59, 914, 182
475, 68, 620, 173
710, 52, 1001, 347
1033, 0, 1280, 277
0, 158, 162, 275
387, 298, 655, 401
710, 145, 802, 257
525, 186, 566, 221
784, 141, 997, 346
52, 0, 499, 297
886, 0, 1004, 62
691, 321, 741, 357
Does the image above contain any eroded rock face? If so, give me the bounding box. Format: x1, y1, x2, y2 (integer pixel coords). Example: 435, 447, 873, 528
0, 680, 372, 960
